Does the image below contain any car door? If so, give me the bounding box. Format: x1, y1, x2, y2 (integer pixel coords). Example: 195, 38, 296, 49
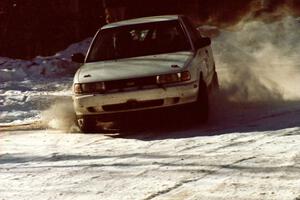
193, 47, 209, 83
203, 45, 215, 85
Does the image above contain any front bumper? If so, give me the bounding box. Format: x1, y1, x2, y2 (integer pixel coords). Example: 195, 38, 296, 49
73, 81, 199, 117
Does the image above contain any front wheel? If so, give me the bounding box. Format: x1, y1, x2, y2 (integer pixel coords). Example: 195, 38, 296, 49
77, 116, 97, 133
193, 80, 209, 123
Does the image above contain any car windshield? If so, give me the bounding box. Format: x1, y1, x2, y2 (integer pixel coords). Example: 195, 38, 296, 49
86, 20, 191, 62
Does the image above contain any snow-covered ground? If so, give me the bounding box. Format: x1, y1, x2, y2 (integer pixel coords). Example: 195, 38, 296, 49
1, 125, 300, 200
1, 17, 300, 199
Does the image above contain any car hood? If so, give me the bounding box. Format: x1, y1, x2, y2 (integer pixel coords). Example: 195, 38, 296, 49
74, 51, 193, 83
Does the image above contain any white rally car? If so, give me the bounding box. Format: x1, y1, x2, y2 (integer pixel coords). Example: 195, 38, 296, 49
72, 15, 218, 133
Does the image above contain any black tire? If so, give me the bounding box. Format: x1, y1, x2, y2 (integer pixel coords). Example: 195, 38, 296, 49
194, 79, 209, 123
77, 116, 97, 133
211, 71, 219, 92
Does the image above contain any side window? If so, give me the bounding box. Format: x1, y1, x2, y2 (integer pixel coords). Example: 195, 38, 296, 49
181, 17, 201, 44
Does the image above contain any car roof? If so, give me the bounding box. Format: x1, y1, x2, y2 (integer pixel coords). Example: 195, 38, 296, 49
101, 15, 181, 30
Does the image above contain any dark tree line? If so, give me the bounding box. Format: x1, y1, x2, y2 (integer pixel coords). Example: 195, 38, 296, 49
0, 0, 104, 59
0, 0, 299, 59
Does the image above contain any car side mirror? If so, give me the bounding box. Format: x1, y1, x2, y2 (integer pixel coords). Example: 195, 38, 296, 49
71, 53, 85, 63
195, 37, 211, 49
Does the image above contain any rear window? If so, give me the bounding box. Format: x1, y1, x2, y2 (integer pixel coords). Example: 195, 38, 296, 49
86, 20, 191, 62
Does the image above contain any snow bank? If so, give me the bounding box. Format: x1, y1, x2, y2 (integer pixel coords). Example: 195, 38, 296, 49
0, 37, 91, 82
0, 38, 92, 125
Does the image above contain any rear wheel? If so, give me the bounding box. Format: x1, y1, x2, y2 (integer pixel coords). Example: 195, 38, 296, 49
77, 116, 97, 133
193, 79, 209, 123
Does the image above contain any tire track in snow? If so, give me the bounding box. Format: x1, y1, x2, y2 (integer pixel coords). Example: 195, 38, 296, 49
143, 156, 256, 200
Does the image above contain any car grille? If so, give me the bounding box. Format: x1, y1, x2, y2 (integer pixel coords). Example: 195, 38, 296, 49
102, 99, 164, 112
104, 76, 157, 92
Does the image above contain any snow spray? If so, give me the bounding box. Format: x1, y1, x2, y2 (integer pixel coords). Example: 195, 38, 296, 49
213, 16, 300, 102
207, 16, 300, 125
41, 98, 78, 132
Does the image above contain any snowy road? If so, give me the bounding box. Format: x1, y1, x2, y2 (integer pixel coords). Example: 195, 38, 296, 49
1, 101, 300, 200
1, 128, 300, 200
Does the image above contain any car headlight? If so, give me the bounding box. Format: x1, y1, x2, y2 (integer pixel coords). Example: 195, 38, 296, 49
73, 82, 106, 94
156, 71, 191, 85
